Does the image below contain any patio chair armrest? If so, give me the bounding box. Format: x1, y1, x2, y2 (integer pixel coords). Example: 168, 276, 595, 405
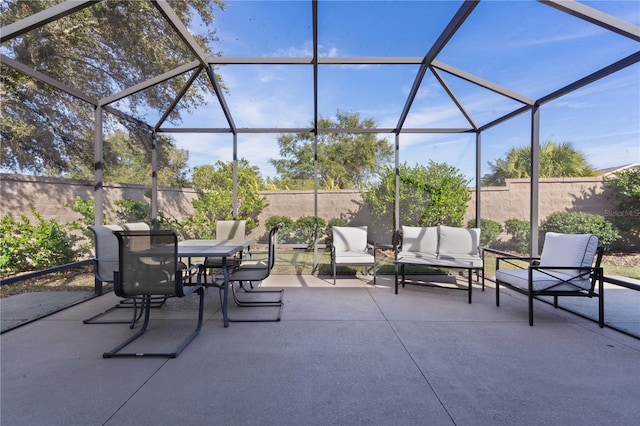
178, 264, 204, 296
182, 263, 203, 275
494, 252, 541, 270
529, 265, 594, 272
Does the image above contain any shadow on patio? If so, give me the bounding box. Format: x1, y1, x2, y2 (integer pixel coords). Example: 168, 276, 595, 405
1, 274, 639, 426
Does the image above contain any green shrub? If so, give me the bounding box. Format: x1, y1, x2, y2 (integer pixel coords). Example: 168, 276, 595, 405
540, 211, 620, 247
113, 197, 151, 224
364, 161, 471, 235
0, 213, 79, 276
291, 216, 326, 244
467, 218, 502, 247
504, 218, 530, 254
604, 167, 640, 250
266, 216, 295, 243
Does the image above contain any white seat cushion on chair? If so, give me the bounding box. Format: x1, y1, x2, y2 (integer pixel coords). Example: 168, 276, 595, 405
334, 252, 375, 265
495, 269, 592, 291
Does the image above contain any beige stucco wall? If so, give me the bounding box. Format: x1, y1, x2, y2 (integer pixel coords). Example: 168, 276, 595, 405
466, 176, 612, 226
0, 174, 199, 225
1, 173, 613, 242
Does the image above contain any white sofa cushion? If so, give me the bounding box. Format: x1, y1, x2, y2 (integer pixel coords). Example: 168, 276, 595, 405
435, 253, 483, 268
438, 226, 481, 256
397, 251, 439, 264
402, 226, 438, 253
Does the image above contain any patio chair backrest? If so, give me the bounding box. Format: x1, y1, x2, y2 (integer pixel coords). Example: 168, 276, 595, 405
122, 222, 151, 252
88, 224, 123, 283
113, 230, 181, 297
539, 232, 600, 279
122, 222, 150, 231
333, 226, 368, 254
216, 220, 246, 240
267, 223, 281, 270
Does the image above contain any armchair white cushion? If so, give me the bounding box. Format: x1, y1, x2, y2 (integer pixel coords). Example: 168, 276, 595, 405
331, 226, 376, 285
496, 232, 599, 292
494, 232, 604, 326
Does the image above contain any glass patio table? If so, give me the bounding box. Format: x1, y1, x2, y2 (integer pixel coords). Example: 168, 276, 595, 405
178, 239, 253, 327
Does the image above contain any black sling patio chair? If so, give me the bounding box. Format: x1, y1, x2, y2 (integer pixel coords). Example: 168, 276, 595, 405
102, 230, 204, 358
218, 223, 284, 322
84, 224, 167, 326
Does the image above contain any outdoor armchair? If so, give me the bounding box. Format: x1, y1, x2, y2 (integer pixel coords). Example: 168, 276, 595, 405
331, 226, 376, 285
494, 232, 604, 326
102, 230, 205, 358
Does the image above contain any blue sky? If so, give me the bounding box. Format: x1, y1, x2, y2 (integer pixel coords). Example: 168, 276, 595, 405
164, 0, 640, 184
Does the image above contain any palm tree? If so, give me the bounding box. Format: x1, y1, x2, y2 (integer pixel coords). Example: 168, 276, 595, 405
482, 141, 596, 186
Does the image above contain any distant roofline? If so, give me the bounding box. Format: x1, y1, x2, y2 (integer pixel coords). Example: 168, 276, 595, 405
596, 163, 640, 176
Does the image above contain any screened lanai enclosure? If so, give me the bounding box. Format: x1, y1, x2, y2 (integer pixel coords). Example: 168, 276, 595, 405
1, 0, 639, 255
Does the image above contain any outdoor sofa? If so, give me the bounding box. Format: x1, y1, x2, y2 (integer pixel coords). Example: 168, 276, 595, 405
395, 225, 483, 303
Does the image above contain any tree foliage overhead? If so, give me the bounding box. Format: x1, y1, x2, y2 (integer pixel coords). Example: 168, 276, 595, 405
66, 130, 190, 187
270, 111, 393, 189
1, 0, 224, 175
482, 141, 596, 186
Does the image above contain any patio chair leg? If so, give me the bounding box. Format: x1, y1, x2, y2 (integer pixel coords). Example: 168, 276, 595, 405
394, 263, 399, 294
528, 294, 534, 326
103, 297, 152, 358
598, 275, 605, 328
103, 289, 205, 358
231, 281, 283, 306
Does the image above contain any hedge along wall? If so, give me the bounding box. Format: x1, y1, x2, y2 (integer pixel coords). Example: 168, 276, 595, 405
1, 173, 612, 243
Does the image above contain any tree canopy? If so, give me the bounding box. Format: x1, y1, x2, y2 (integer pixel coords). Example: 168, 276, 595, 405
1, 0, 224, 175
66, 130, 190, 187
482, 141, 596, 186
270, 111, 394, 189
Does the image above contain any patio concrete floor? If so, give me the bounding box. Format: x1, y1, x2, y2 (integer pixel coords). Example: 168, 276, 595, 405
1, 274, 639, 426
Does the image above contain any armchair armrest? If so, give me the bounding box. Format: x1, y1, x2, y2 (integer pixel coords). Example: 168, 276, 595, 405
494, 253, 540, 270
